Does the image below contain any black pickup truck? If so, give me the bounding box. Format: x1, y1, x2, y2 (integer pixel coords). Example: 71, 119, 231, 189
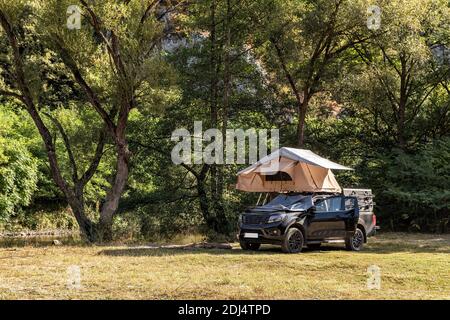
238, 189, 377, 253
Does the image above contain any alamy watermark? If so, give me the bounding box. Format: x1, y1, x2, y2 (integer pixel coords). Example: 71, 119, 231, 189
367, 5, 381, 30
67, 265, 82, 290
66, 5, 82, 30
367, 265, 381, 290
171, 121, 279, 165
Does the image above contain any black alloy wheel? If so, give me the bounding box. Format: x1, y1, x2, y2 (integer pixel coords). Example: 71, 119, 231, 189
282, 228, 304, 253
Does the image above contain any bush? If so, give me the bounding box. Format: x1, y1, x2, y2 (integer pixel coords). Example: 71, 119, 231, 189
367, 139, 450, 232
0, 123, 38, 222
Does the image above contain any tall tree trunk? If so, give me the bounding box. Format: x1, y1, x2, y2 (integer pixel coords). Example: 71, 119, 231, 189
206, 0, 228, 234
67, 191, 95, 241
398, 55, 408, 149
98, 142, 131, 241
209, 0, 219, 211
271, 37, 308, 147
297, 91, 309, 147
212, 0, 233, 234
196, 165, 214, 230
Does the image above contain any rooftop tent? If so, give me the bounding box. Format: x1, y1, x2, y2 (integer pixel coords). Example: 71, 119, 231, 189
236, 147, 353, 193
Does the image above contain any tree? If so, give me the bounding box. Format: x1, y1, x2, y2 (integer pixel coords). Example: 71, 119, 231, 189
178, 0, 278, 234
0, 0, 173, 241
253, 0, 372, 146
124, 0, 279, 235
350, 0, 450, 149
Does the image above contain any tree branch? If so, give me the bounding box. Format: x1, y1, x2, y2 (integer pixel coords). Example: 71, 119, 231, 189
140, 0, 162, 25
78, 1, 133, 141
78, 128, 107, 187
43, 112, 78, 183
270, 37, 303, 105
79, 0, 127, 81
51, 35, 118, 140
0, 89, 25, 103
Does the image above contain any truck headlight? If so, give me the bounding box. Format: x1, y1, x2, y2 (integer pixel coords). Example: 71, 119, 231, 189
268, 214, 286, 223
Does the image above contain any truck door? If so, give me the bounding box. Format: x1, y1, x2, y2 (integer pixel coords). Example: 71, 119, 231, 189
342, 197, 359, 234
308, 196, 348, 239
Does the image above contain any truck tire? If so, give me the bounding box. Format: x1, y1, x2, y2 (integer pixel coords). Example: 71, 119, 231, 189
282, 228, 304, 253
345, 227, 364, 251
240, 241, 261, 251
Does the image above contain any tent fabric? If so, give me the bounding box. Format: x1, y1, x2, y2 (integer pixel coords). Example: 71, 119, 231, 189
254, 157, 296, 174
237, 147, 352, 175
236, 147, 352, 193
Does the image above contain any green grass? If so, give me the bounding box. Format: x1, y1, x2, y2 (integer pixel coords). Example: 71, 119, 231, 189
0, 232, 449, 299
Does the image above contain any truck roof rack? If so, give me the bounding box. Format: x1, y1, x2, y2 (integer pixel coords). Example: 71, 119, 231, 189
342, 188, 374, 212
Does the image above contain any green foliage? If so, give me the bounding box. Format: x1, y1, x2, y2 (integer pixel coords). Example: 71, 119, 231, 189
372, 139, 450, 232
0, 106, 38, 221
1, 205, 78, 233
305, 110, 450, 232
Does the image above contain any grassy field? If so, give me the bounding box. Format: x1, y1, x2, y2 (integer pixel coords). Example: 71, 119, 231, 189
0, 232, 449, 300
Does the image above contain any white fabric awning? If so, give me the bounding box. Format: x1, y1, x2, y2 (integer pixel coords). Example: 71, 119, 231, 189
237, 147, 353, 175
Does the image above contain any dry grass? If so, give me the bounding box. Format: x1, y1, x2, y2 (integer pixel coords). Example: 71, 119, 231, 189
0, 232, 449, 300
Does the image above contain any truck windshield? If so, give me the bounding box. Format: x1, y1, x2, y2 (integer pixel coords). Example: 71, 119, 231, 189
265, 194, 313, 210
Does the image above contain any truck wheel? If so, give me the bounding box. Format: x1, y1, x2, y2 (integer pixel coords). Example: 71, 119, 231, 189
282, 228, 304, 253
345, 227, 364, 251
240, 241, 261, 251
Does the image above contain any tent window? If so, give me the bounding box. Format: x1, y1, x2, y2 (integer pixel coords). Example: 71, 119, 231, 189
265, 171, 292, 182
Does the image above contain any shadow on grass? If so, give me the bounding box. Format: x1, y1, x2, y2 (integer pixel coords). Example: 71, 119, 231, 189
98, 241, 450, 257
98, 247, 275, 257
2, 232, 448, 254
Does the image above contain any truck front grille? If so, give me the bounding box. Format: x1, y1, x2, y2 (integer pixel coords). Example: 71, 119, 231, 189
243, 215, 269, 225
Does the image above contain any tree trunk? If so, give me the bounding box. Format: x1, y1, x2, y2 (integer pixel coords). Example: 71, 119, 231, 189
271, 37, 309, 148
196, 164, 224, 232
209, 0, 219, 213
398, 56, 408, 149
205, 0, 229, 234
197, 174, 213, 230
297, 92, 309, 147
67, 196, 95, 242
212, 0, 233, 235
98, 143, 131, 241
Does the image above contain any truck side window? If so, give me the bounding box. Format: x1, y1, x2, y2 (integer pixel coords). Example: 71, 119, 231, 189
315, 199, 327, 212
328, 197, 343, 211
315, 197, 342, 212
